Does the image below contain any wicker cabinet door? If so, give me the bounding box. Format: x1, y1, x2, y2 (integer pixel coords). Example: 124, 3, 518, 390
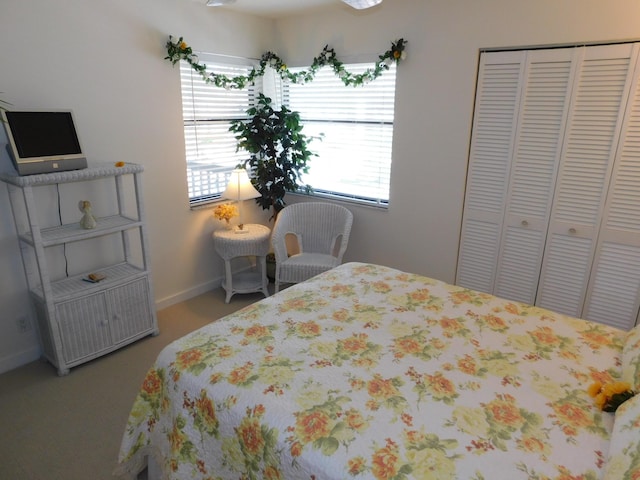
107, 277, 153, 345
56, 293, 111, 363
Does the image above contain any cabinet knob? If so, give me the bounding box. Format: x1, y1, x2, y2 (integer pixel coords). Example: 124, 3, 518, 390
112, 314, 121, 322
521, 220, 529, 227
569, 228, 577, 234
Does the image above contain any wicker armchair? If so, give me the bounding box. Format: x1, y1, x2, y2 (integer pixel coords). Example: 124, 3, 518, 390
271, 202, 354, 293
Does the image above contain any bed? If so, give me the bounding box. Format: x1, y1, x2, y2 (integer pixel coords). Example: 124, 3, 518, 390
115, 262, 640, 479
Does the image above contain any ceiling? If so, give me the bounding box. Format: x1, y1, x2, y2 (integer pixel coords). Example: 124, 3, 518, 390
200, 0, 354, 18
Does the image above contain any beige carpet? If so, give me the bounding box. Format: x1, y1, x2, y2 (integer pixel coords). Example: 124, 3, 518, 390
0, 288, 268, 480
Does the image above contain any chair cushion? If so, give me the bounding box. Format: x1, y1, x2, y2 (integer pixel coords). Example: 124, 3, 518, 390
278, 253, 340, 284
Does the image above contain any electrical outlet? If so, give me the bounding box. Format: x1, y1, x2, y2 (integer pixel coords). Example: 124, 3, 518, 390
16, 316, 31, 333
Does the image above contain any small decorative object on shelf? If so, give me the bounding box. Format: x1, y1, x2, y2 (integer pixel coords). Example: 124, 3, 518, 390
78, 200, 97, 229
83, 272, 106, 283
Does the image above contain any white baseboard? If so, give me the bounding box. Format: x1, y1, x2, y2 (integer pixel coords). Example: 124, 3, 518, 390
154, 275, 224, 311
0, 345, 41, 375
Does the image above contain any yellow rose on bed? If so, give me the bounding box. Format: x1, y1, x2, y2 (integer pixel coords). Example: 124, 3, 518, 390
507, 333, 537, 353
452, 405, 490, 437
258, 363, 295, 385
482, 356, 519, 378
296, 383, 329, 410
295, 409, 334, 444
237, 415, 265, 456
531, 376, 565, 401
387, 319, 415, 338
221, 436, 244, 469
406, 448, 456, 480
517, 431, 551, 458
308, 341, 337, 359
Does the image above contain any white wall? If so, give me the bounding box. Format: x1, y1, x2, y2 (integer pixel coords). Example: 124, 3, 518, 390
2, 0, 640, 373
0, 0, 273, 373
276, 0, 640, 282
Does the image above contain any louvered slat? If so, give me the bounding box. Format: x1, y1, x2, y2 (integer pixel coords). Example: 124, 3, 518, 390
536, 233, 594, 316
551, 51, 631, 225
585, 243, 640, 329
286, 63, 396, 204
584, 47, 640, 330
537, 44, 635, 320
180, 58, 261, 201
456, 219, 501, 293
495, 226, 544, 303
456, 51, 523, 291
495, 49, 573, 304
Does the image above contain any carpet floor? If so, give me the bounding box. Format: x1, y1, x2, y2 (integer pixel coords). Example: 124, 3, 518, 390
0, 287, 267, 480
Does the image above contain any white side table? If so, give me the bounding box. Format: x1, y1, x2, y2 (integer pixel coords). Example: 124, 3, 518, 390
213, 224, 271, 303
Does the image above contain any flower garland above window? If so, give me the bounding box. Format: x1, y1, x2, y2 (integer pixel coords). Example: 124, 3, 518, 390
165, 35, 407, 89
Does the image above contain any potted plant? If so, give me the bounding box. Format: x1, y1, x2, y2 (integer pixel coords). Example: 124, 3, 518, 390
229, 93, 319, 219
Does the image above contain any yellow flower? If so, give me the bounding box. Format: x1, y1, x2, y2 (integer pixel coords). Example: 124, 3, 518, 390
213, 203, 238, 222
179, 41, 188, 50
588, 381, 635, 412
114, 161, 125, 167
587, 381, 603, 398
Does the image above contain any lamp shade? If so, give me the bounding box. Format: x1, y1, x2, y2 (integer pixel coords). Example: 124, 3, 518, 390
222, 168, 261, 201
341, 0, 383, 9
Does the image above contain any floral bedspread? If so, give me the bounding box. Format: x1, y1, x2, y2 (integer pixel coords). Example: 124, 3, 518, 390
116, 263, 626, 480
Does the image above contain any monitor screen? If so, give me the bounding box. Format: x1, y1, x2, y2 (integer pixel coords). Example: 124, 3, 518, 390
4, 111, 82, 158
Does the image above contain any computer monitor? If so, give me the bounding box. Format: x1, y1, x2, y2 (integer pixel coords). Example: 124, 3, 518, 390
1, 110, 87, 175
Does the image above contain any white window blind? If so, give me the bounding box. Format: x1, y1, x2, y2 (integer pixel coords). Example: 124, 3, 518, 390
180, 57, 261, 205
286, 63, 396, 205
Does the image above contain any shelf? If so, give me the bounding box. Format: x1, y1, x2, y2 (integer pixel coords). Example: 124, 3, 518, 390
0, 162, 143, 187
19, 215, 142, 247
2, 162, 158, 375
30, 262, 147, 302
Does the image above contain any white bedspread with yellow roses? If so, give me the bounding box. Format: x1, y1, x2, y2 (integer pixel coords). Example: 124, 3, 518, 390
116, 263, 625, 480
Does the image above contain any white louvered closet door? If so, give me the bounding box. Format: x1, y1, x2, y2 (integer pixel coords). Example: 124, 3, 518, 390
493, 48, 576, 304
455, 51, 524, 293
535, 43, 639, 317
583, 46, 640, 330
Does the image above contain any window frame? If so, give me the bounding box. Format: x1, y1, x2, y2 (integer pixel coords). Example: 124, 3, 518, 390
283, 61, 397, 208
179, 54, 261, 208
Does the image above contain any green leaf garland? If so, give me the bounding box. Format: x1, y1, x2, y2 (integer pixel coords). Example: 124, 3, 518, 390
165, 36, 406, 89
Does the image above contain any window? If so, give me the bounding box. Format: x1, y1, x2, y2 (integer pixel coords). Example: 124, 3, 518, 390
285, 63, 396, 206
179, 56, 261, 206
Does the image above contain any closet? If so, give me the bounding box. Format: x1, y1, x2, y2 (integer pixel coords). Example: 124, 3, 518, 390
456, 42, 640, 331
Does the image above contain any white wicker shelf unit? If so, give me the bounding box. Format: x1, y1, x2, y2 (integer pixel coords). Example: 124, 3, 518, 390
0, 163, 159, 375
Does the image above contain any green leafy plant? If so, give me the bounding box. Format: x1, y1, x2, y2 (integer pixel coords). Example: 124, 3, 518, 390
229, 94, 319, 217
165, 37, 407, 90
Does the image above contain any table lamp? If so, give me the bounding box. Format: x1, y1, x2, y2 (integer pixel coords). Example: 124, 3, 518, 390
222, 168, 261, 234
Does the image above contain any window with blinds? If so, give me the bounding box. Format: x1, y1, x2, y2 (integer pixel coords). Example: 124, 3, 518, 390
179, 57, 261, 206
285, 63, 396, 206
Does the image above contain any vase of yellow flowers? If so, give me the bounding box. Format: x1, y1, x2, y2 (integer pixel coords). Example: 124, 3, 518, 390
213, 203, 238, 229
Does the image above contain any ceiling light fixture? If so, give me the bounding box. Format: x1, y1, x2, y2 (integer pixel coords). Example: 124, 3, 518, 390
341, 0, 383, 9
206, 0, 236, 6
